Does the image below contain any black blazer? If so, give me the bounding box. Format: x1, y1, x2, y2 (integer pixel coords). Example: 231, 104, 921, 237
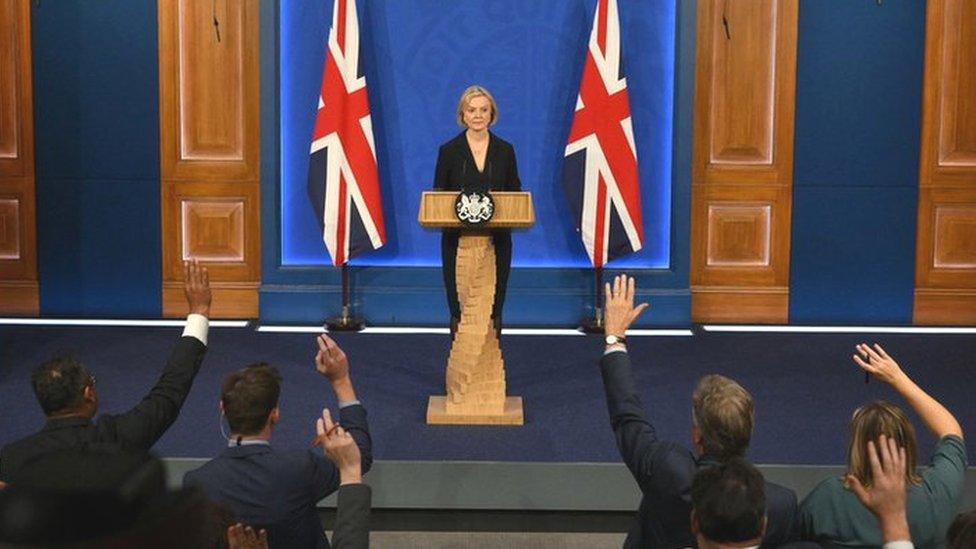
599, 350, 798, 548
0, 336, 208, 482
183, 404, 373, 549
433, 131, 521, 193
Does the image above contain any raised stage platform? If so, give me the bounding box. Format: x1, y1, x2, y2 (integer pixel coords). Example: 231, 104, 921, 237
2, 323, 974, 516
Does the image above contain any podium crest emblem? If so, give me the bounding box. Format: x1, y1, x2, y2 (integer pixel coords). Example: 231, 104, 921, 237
455, 192, 495, 225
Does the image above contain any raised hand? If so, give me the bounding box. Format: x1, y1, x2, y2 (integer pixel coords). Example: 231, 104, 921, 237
847, 434, 910, 543
604, 275, 649, 338
315, 334, 350, 383
226, 523, 268, 549
183, 259, 212, 316
853, 344, 906, 386
316, 408, 362, 485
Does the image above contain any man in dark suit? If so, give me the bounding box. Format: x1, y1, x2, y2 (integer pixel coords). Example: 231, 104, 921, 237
0, 261, 212, 482
184, 334, 372, 549
600, 275, 798, 548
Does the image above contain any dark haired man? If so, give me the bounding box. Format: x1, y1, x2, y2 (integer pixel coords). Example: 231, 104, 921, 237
692, 458, 767, 549
184, 334, 372, 549
599, 275, 797, 548
0, 261, 211, 481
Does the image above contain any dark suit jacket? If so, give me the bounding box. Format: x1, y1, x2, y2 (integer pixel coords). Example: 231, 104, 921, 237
600, 350, 798, 548
183, 405, 372, 549
433, 131, 521, 193
0, 336, 207, 482
331, 483, 371, 549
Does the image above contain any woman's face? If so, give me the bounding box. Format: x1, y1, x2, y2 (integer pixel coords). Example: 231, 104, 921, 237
463, 95, 491, 131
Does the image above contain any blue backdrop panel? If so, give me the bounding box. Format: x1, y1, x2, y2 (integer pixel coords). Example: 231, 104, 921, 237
32, 1, 161, 316
791, 187, 916, 324
790, 0, 922, 324
31, 1, 161, 181
280, 0, 674, 268
35, 180, 162, 317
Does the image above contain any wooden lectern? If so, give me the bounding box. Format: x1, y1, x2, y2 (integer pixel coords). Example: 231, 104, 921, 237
418, 191, 534, 425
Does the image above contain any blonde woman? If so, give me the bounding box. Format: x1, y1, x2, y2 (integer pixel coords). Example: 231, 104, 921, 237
799, 344, 966, 547
433, 85, 521, 337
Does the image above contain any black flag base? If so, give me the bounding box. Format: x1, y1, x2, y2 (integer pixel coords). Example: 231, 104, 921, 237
325, 306, 365, 332
578, 307, 604, 334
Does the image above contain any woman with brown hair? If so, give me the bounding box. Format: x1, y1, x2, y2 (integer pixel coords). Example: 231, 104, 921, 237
799, 344, 966, 548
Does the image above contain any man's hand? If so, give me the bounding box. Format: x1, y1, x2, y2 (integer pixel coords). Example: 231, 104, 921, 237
184, 260, 211, 317
315, 334, 357, 401
226, 523, 268, 549
315, 334, 350, 382
316, 408, 363, 485
847, 434, 911, 543
853, 344, 907, 386
604, 274, 649, 339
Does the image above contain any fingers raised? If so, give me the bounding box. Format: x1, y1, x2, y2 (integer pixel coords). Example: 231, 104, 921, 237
632, 302, 649, 321
847, 474, 868, 504
876, 434, 893, 474
321, 408, 335, 432
861, 343, 884, 363
866, 440, 882, 477
852, 354, 872, 372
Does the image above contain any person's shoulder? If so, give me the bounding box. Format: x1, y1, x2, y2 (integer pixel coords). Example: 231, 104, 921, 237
184, 454, 228, 480
800, 476, 846, 509
0, 434, 34, 475
269, 448, 330, 471
765, 478, 799, 503
440, 132, 466, 151
933, 433, 966, 458
490, 132, 516, 151
1, 432, 38, 455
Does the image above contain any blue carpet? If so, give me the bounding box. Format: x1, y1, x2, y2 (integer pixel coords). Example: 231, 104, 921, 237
0, 327, 972, 465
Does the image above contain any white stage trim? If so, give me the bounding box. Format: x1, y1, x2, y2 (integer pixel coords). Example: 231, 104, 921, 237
257, 325, 326, 333
257, 325, 693, 336
626, 329, 694, 337
0, 318, 248, 328
703, 325, 976, 334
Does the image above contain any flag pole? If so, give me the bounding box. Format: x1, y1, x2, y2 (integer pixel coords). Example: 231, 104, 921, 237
326, 263, 365, 331
579, 266, 604, 333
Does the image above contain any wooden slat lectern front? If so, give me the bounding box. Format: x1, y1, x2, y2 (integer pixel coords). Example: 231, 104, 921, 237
418, 191, 534, 425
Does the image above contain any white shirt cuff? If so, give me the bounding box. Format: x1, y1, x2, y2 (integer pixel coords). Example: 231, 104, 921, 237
603, 347, 627, 356
182, 314, 209, 346
883, 541, 914, 549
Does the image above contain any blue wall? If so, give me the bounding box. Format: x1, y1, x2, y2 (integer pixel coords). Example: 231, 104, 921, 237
24, 0, 927, 325
32, 1, 161, 317
790, 0, 923, 324
262, 0, 693, 325
280, 0, 675, 268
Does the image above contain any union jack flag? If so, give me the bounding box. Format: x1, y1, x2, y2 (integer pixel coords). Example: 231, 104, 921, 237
308, 0, 385, 266
563, 0, 643, 268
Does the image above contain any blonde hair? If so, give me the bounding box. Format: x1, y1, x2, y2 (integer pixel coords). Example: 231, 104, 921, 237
846, 400, 922, 487
456, 85, 498, 127
692, 375, 755, 461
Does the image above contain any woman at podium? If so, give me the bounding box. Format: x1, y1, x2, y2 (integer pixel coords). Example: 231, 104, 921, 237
433, 85, 521, 337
